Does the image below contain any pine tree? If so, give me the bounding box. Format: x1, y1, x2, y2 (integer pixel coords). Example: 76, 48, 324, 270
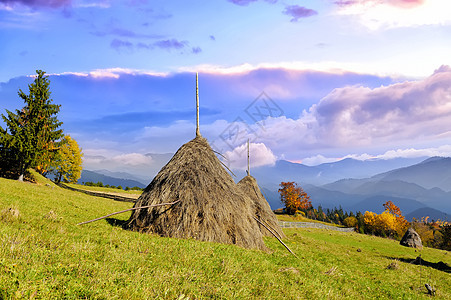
0, 70, 63, 179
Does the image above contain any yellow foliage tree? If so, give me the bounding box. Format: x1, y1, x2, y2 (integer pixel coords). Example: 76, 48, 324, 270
343, 216, 358, 228
52, 135, 83, 183
364, 201, 409, 238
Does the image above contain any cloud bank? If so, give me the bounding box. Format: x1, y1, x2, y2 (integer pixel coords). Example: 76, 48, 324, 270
334, 0, 451, 29
235, 65, 451, 160
2, 65, 450, 169
227, 0, 277, 6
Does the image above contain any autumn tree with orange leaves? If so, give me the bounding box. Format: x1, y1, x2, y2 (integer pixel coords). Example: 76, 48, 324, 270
279, 182, 312, 214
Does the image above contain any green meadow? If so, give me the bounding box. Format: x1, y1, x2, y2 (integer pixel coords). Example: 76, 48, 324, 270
1, 177, 449, 299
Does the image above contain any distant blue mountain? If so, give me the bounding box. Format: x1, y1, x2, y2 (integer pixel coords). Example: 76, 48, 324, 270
78, 155, 451, 218
78, 170, 146, 189
373, 156, 451, 192
255, 157, 451, 216
349, 196, 427, 215
406, 207, 450, 222
93, 169, 147, 185
250, 157, 425, 186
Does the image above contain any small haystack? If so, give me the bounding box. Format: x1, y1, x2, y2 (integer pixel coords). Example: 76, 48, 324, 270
124, 136, 267, 250
237, 175, 285, 239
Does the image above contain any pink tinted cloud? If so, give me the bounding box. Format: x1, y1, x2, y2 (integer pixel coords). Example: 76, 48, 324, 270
310, 65, 451, 146
227, 0, 277, 6
236, 65, 451, 157
390, 0, 425, 8
334, 0, 424, 9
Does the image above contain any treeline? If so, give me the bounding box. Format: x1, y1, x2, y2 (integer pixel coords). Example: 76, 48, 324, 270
279, 182, 450, 251
296, 204, 450, 251
410, 218, 451, 250
82, 181, 143, 191
0, 70, 82, 183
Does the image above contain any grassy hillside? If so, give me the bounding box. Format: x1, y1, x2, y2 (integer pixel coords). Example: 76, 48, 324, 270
0, 177, 450, 299
276, 214, 343, 227
64, 182, 142, 198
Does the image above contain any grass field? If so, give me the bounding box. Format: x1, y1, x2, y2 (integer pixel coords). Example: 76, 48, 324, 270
1, 176, 450, 299
276, 214, 344, 227
64, 183, 142, 198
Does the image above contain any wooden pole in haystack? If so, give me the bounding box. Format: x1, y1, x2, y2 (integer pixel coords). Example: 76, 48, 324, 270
247, 138, 250, 176
196, 72, 200, 137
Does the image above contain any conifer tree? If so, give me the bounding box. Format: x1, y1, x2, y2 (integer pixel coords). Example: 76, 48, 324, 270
0, 70, 63, 179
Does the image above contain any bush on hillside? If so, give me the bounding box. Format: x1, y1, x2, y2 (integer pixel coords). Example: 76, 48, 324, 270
343, 216, 358, 228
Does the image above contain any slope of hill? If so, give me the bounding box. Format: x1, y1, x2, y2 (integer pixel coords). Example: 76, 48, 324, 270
0, 177, 449, 299
314, 157, 426, 182
320, 180, 451, 214
406, 207, 451, 222
373, 157, 451, 192
349, 196, 428, 216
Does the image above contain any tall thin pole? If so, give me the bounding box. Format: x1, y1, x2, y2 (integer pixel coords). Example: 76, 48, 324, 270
196, 72, 200, 137
247, 138, 250, 176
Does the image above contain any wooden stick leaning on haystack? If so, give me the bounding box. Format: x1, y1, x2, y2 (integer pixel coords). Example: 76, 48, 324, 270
253, 217, 297, 257
77, 200, 181, 226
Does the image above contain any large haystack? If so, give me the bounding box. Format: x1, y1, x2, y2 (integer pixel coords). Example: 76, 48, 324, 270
124, 136, 267, 250
237, 175, 285, 239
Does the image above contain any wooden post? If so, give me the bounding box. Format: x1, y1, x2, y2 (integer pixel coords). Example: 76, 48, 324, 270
196, 72, 200, 137
247, 138, 250, 176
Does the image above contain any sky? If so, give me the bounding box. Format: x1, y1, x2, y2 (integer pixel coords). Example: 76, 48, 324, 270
1, 0, 451, 179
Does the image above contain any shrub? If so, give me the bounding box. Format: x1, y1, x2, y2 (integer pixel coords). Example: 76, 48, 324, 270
343, 216, 358, 228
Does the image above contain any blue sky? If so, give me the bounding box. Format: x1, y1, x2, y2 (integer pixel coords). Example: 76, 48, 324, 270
2, 0, 451, 177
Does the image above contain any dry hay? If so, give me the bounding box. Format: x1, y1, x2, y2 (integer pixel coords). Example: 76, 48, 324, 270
0, 207, 20, 222
124, 136, 267, 250
237, 175, 285, 239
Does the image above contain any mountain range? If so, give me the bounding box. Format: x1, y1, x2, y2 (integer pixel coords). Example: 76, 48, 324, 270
80, 156, 451, 221
78, 170, 146, 189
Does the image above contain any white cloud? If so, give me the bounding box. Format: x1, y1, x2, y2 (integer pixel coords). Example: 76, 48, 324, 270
181, 61, 413, 78
335, 0, 451, 30
300, 145, 451, 166
142, 120, 194, 138
74, 0, 111, 9
370, 145, 451, 160
82, 149, 159, 180
223, 142, 277, 170
110, 153, 153, 166
51, 68, 169, 79
66, 65, 451, 173
301, 155, 340, 166
308, 65, 451, 147
201, 65, 451, 161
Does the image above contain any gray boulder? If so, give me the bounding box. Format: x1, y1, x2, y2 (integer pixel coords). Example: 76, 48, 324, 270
400, 228, 423, 249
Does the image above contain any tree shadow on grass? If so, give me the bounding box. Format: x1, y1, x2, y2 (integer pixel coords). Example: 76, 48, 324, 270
105, 218, 127, 227
385, 255, 450, 273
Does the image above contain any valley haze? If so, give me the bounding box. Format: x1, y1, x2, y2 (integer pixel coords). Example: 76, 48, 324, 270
80, 156, 451, 221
